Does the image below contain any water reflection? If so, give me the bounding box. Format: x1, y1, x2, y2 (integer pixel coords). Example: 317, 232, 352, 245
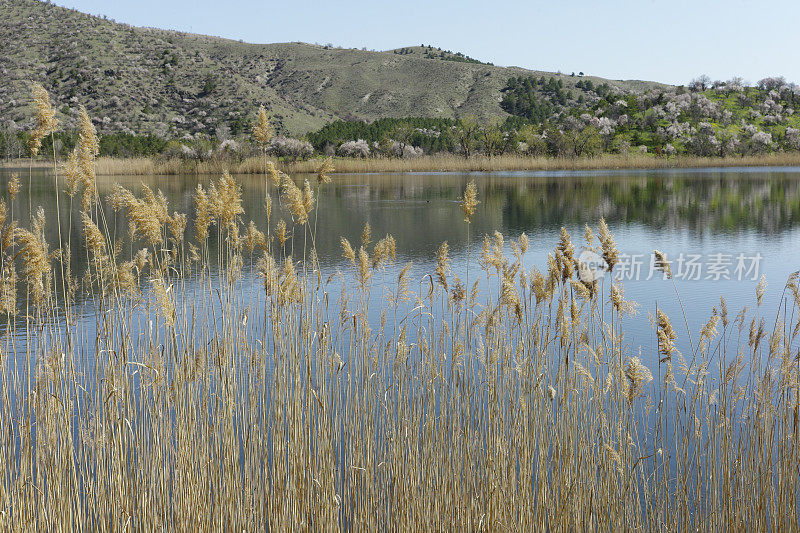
1, 166, 799, 364
2, 166, 800, 265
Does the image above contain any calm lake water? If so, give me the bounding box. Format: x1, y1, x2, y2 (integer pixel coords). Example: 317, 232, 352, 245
1, 165, 800, 368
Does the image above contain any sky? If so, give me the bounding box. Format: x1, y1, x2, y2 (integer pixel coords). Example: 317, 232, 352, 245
51, 0, 800, 85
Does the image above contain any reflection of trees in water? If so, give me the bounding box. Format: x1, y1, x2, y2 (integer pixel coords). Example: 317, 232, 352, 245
4, 168, 800, 274
499, 171, 800, 234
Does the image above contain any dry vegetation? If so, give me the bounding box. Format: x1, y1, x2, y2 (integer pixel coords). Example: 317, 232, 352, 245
1, 91, 800, 531
86, 152, 800, 176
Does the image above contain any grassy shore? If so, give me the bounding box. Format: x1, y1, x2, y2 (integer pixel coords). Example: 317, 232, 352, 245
58, 152, 800, 176
5, 152, 800, 176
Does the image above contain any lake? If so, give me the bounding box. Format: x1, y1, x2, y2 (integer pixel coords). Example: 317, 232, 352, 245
1, 165, 799, 368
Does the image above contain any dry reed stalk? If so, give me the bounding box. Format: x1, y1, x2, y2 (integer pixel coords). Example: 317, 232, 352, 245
0, 102, 797, 530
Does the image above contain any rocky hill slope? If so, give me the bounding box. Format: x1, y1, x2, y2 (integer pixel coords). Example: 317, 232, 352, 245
0, 0, 665, 137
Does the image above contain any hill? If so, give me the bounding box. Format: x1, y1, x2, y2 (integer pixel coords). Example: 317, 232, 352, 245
0, 0, 665, 138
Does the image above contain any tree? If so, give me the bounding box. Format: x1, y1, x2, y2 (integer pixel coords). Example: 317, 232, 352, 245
455, 116, 479, 158
748, 131, 773, 154
565, 125, 601, 157
200, 75, 217, 97
544, 128, 570, 158
479, 124, 507, 157
268, 136, 314, 161
393, 123, 415, 157
0, 123, 22, 161
337, 139, 371, 158
757, 76, 786, 91
516, 124, 546, 156
689, 75, 711, 92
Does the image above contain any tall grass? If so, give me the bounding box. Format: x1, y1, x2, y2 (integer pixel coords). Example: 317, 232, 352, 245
0, 105, 799, 531
88, 152, 800, 176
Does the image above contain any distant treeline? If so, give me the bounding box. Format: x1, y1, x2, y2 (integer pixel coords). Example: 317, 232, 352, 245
306, 117, 460, 153
0, 130, 168, 159
5, 74, 800, 163
501, 75, 614, 121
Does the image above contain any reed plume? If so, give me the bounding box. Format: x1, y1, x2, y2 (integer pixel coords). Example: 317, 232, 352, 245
193, 184, 213, 241
245, 221, 266, 253
265, 160, 281, 187
26, 83, 58, 157
257, 252, 278, 296
15, 207, 50, 306
341, 237, 356, 264
7, 174, 20, 202
357, 247, 372, 289
598, 218, 618, 271
76, 106, 99, 209
361, 222, 372, 248
435, 241, 450, 290
281, 175, 312, 225
81, 211, 105, 258
150, 275, 175, 327
213, 171, 244, 229
625, 356, 653, 403
277, 257, 302, 305
657, 310, 677, 362
63, 150, 80, 197
653, 250, 672, 279
110, 184, 165, 246
372, 234, 396, 269
756, 274, 767, 306
460, 179, 479, 223
252, 105, 273, 148
275, 219, 289, 247
0, 264, 17, 315
317, 157, 335, 184
168, 212, 187, 244
557, 227, 575, 282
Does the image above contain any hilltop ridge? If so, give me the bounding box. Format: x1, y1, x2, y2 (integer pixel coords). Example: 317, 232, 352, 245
0, 0, 664, 137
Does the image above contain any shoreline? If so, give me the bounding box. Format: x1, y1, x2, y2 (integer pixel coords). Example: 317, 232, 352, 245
3, 152, 800, 175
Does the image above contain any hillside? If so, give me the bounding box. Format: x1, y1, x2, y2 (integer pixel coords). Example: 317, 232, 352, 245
0, 0, 665, 138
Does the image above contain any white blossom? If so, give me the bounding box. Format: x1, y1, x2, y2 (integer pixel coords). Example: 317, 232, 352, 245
269, 136, 314, 160
218, 139, 238, 152
338, 139, 371, 158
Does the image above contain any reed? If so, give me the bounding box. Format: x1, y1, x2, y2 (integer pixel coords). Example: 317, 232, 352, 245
88, 151, 800, 176
0, 101, 798, 532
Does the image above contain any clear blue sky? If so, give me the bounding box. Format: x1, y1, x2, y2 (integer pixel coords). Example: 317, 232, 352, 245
52, 0, 799, 85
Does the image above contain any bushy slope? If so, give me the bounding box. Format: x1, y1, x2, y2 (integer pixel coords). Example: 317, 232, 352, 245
499, 74, 800, 157
0, 0, 664, 137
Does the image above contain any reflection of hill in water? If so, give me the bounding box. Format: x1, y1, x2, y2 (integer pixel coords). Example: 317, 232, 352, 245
2, 168, 799, 272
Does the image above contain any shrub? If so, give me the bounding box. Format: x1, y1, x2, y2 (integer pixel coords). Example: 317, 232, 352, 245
267, 136, 313, 161
337, 139, 371, 158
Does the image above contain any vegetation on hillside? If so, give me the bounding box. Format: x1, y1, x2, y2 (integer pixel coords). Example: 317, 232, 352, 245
294, 75, 800, 161
0, 0, 661, 144
306, 117, 459, 155
5, 76, 800, 168
393, 44, 493, 65
499, 74, 800, 157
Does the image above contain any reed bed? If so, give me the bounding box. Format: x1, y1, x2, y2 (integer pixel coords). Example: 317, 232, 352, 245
1, 95, 799, 531
87, 151, 800, 176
